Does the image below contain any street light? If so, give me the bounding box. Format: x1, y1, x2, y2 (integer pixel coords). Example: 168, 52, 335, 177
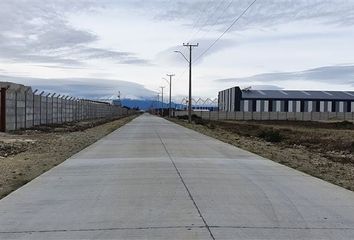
174, 50, 189, 63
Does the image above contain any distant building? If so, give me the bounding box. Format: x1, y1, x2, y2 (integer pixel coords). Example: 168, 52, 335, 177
218, 86, 354, 113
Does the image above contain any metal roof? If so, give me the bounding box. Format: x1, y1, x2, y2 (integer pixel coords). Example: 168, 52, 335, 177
241, 90, 354, 100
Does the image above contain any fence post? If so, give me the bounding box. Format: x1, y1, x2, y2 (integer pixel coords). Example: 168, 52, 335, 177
39, 91, 44, 125
65, 96, 70, 122
56, 95, 60, 123
0, 88, 7, 132
69, 97, 72, 122
51, 93, 56, 124
32, 89, 38, 126
15, 91, 18, 130
45, 93, 50, 125
63, 96, 65, 122
61, 96, 65, 123
24, 88, 30, 129
79, 100, 82, 120
76, 99, 79, 121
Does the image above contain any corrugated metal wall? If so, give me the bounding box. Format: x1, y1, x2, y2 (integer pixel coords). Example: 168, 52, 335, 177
218, 89, 354, 113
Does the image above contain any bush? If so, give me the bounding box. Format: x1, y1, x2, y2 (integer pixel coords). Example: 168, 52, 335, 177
194, 118, 205, 125
191, 114, 206, 125
351, 142, 354, 153
207, 122, 216, 129
176, 115, 189, 120
335, 121, 353, 128
176, 114, 207, 125
191, 114, 201, 120
257, 130, 283, 143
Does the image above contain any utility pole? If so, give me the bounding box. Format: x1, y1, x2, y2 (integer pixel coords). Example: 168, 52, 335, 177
184, 43, 198, 123
160, 86, 165, 116
156, 93, 160, 115
166, 74, 175, 118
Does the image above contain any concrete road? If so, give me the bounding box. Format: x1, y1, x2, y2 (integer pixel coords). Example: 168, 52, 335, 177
1, 114, 354, 239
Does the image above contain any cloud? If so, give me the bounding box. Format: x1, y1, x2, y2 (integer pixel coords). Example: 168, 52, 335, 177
215, 65, 354, 86
148, 0, 354, 30
245, 85, 283, 90
55, 46, 152, 65
0, 0, 149, 67
156, 38, 234, 65
0, 74, 155, 100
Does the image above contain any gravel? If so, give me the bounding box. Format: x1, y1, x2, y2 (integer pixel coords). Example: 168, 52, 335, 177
0, 115, 138, 199
171, 118, 354, 192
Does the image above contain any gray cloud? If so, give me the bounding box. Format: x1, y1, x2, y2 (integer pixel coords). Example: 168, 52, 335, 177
0, 0, 149, 67
148, 0, 354, 30
245, 85, 283, 90
215, 65, 354, 86
156, 38, 234, 65
141, 0, 354, 63
69, 45, 152, 66
0, 74, 155, 99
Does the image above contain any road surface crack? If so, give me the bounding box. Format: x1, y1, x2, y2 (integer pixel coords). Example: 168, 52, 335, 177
156, 130, 216, 240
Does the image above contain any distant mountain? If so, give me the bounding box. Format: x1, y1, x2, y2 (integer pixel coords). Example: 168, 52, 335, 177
121, 99, 183, 110
121, 98, 218, 111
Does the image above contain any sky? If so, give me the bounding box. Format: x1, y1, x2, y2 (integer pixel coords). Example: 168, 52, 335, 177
0, 0, 354, 101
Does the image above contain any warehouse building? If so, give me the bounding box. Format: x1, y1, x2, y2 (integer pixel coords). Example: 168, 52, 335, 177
218, 86, 354, 113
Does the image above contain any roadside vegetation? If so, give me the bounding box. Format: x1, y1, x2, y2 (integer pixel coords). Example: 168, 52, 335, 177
0, 115, 138, 199
171, 115, 354, 191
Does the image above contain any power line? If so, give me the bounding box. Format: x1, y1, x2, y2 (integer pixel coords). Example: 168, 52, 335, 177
176, 1, 234, 87
187, 0, 216, 40
187, 0, 227, 42
194, 0, 257, 63
196, 0, 235, 41
186, 0, 217, 42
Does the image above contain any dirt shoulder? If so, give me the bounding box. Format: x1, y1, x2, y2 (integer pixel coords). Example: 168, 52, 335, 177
170, 117, 354, 191
0, 115, 138, 199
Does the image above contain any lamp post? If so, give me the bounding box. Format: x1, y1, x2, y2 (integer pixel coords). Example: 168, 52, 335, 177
174, 43, 198, 123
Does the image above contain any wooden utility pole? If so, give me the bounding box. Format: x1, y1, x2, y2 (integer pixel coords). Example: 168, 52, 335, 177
183, 43, 198, 123
166, 74, 175, 118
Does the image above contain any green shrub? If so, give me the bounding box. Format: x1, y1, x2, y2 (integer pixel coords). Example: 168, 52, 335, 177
336, 120, 353, 128
207, 122, 216, 129
194, 118, 205, 125
176, 115, 188, 120
258, 130, 283, 142
351, 142, 354, 153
